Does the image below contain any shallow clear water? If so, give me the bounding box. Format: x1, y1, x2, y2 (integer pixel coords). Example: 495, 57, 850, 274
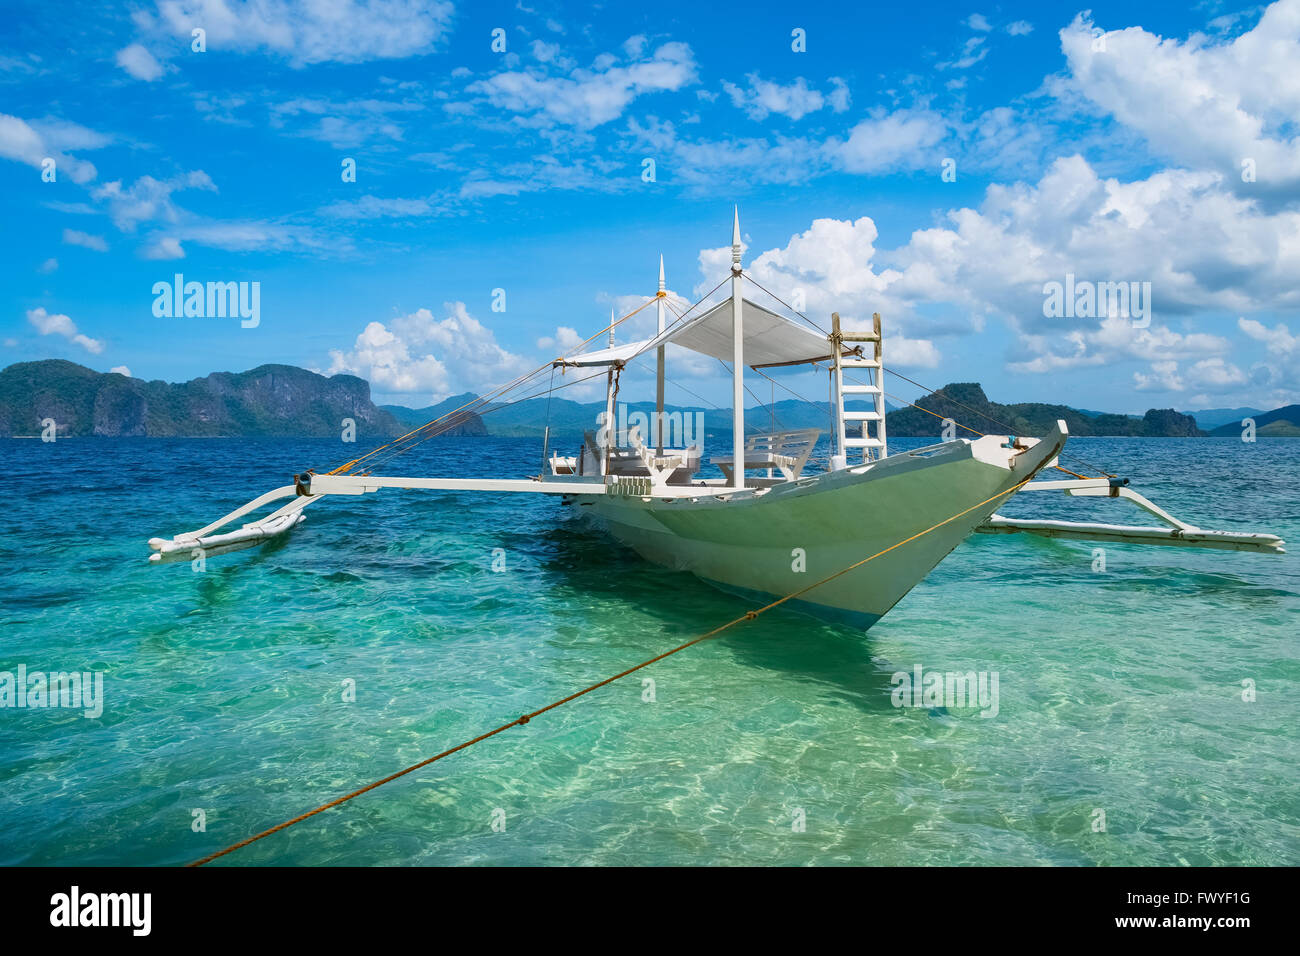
1, 435, 1297, 866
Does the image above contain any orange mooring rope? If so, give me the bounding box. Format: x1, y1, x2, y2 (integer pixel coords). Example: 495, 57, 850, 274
188, 474, 1037, 866
324, 295, 669, 477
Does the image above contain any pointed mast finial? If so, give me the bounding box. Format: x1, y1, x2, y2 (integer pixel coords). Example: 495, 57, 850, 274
731, 206, 742, 271
609, 306, 615, 347
658, 254, 665, 293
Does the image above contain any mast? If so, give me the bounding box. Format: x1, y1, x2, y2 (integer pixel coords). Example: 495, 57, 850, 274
656, 255, 666, 456
730, 207, 745, 489
604, 306, 616, 473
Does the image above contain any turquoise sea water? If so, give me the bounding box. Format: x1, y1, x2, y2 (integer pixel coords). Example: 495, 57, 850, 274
1, 435, 1297, 866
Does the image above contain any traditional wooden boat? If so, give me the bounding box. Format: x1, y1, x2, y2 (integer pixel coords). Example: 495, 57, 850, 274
147, 211, 1284, 627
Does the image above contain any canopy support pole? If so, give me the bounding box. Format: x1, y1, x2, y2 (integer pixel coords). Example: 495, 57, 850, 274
730, 207, 744, 489
656, 255, 666, 457
604, 307, 616, 476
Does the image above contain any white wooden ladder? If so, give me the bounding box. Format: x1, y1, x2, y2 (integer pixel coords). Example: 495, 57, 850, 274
832, 311, 887, 465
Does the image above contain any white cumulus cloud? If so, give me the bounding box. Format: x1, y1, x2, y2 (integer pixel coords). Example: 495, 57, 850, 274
1060, 5, 1300, 199
722, 74, 848, 121
151, 0, 454, 65
62, 228, 109, 252
0, 113, 102, 183
26, 307, 104, 354
325, 304, 532, 402
115, 43, 164, 80
469, 40, 697, 129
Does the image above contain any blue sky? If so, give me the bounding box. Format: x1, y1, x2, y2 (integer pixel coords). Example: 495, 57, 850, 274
2, 0, 1298, 414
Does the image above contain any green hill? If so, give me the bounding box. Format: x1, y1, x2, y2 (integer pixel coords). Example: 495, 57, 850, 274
0, 360, 408, 438
1208, 405, 1300, 437
880, 383, 1202, 437
381, 392, 488, 436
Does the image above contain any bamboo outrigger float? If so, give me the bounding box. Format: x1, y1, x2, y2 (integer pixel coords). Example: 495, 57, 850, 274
147, 210, 1284, 627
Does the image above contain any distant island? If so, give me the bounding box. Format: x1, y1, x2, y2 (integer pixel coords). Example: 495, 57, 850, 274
884, 382, 1204, 437
2, 359, 1292, 438
1207, 405, 1300, 437
0, 360, 484, 438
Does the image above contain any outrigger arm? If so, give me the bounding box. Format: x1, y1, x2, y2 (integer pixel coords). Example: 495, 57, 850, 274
148, 483, 313, 563
976, 477, 1285, 554
146, 473, 662, 563
148, 463, 1284, 564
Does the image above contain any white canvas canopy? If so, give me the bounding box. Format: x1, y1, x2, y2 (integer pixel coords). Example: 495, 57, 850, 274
554, 339, 646, 367
556, 297, 848, 370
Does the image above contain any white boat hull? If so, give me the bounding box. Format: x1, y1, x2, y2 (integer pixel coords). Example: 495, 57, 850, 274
575, 425, 1068, 628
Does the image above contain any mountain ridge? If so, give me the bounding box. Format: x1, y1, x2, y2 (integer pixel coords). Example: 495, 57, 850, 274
0, 359, 472, 438
7, 359, 1291, 439
1207, 404, 1300, 437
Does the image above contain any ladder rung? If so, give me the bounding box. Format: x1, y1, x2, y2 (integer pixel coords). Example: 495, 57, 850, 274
843, 411, 882, 421
840, 332, 879, 342
841, 384, 880, 394
844, 437, 885, 448
841, 359, 880, 368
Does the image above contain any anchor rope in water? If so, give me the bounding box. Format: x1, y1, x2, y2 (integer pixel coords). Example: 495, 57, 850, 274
188, 474, 1036, 867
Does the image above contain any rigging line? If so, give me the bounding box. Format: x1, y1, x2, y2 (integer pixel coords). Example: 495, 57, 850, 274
319, 365, 551, 477
364, 369, 607, 466
359, 368, 612, 474
638, 275, 730, 343
810, 359, 1067, 471
325, 350, 577, 473
810, 357, 1103, 479
602, 275, 733, 369
883, 388, 985, 437
319, 294, 673, 477
735, 275, 1112, 477
714, 358, 788, 435
645, 285, 822, 437
187, 474, 1037, 867
355, 367, 613, 476
734, 270, 1111, 476
874, 387, 1101, 476
880, 366, 1117, 478
673, 275, 730, 322
617, 352, 771, 437
663, 274, 840, 421
752, 365, 820, 408
741, 273, 831, 337
852, 370, 1093, 477
749, 366, 834, 463
661, 373, 719, 411
342, 269, 846, 476
598, 269, 832, 408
